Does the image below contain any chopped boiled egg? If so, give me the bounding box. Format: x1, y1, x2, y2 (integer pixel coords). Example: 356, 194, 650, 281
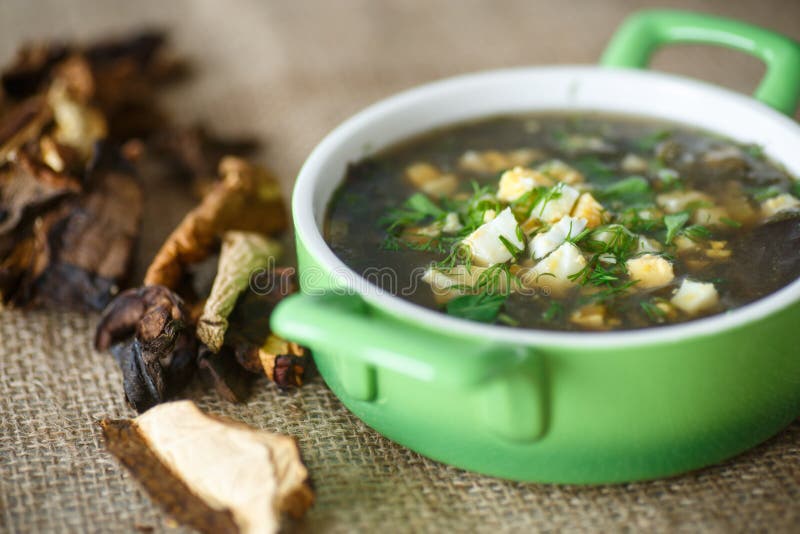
538, 159, 585, 184
670, 279, 719, 315
458, 149, 543, 174
524, 242, 586, 294
441, 212, 463, 234
625, 254, 674, 289
405, 162, 458, 196
761, 193, 800, 218
570, 304, 620, 330
636, 236, 662, 254
674, 235, 700, 254
497, 166, 554, 202
692, 205, 729, 227
621, 153, 648, 173
422, 265, 489, 304
571, 192, 606, 228
530, 216, 587, 260
462, 207, 525, 266
527, 182, 581, 224
656, 189, 713, 213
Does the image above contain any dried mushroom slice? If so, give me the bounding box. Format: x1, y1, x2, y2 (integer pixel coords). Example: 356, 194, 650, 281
144, 157, 287, 290
0, 95, 52, 162
254, 334, 309, 389
29, 145, 142, 310
197, 231, 282, 353
1, 42, 69, 98
97, 285, 195, 412
232, 335, 309, 389
197, 345, 253, 403
100, 401, 313, 534
149, 125, 259, 197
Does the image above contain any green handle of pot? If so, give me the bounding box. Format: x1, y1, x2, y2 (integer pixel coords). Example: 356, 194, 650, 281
271, 292, 548, 442
601, 9, 800, 115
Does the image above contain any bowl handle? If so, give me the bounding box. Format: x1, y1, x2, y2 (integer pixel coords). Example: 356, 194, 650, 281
271, 292, 548, 442
600, 9, 800, 115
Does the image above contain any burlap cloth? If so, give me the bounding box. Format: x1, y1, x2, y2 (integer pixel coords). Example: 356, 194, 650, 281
2, 1, 800, 532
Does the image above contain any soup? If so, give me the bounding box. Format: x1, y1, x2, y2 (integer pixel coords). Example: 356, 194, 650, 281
325, 114, 800, 331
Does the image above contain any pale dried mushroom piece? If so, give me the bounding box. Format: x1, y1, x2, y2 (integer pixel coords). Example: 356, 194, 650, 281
197, 231, 282, 353
144, 157, 287, 290
100, 400, 314, 534
48, 80, 108, 159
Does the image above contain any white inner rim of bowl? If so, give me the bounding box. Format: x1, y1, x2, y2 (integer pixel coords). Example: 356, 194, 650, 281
294, 66, 800, 348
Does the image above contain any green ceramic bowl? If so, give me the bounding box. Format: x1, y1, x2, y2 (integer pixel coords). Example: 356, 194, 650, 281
272, 10, 800, 483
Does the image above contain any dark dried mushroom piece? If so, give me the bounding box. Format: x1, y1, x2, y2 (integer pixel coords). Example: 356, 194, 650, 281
265, 335, 309, 388
0, 95, 52, 162
0, 147, 80, 240
1, 42, 69, 98
96, 285, 186, 350
197, 345, 253, 403
28, 144, 142, 310
149, 125, 259, 196
96, 285, 196, 412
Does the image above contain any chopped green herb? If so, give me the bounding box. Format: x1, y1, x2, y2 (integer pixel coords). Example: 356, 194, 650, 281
498, 235, 524, 259
641, 300, 667, 322
541, 301, 564, 322
574, 156, 616, 184
497, 312, 519, 326
446, 292, 507, 323
743, 144, 765, 160
598, 176, 652, 205
656, 168, 682, 190
681, 224, 712, 241
749, 186, 782, 202
634, 130, 671, 152
664, 212, 690, 244
720, 217, 742, 228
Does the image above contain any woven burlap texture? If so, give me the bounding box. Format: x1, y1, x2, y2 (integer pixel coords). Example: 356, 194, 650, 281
2, 0, 800, 532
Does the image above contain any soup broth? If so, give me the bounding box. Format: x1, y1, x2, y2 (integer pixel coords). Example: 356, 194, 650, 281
325, 113, 800, 331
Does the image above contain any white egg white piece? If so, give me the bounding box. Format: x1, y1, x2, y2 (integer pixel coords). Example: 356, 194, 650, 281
527, 183, 581, 224
760, 193, 800, 218
525, 242, 587, 294
462, 207, 525, 266
625, 254, 674, 289
670, 278, 719, 315
530, 216, 587, 260
496, 166, 553, 203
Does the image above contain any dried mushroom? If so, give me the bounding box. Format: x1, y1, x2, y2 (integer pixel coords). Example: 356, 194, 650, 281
0, 95, 52, 162
27, 145, 142, 310
96, 285, 195, 412
197, 231, 282, 352
100, 401, 313, 534
236, 334, 309, 389
197, 345, 254, 403
144, 157, 287, 290
150, 125, 259, 197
